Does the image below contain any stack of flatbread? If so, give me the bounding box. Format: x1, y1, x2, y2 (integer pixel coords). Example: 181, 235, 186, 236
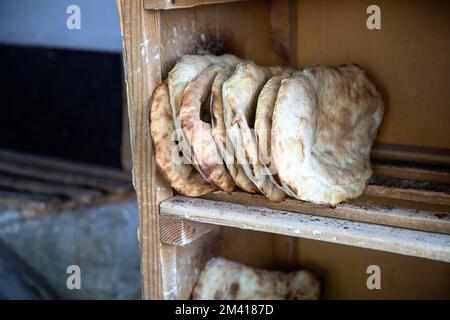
149, 54, 384, 205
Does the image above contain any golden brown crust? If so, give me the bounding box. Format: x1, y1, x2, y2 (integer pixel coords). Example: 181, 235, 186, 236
210, 67, 259, 193
223, 62, 286, 202
167, 54, 242, 168
149, 82, 215, 197
179, 64, 236, 193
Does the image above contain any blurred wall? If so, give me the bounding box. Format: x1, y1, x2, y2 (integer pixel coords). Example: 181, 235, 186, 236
0, 201, 141, 299
0, 0, 122, 52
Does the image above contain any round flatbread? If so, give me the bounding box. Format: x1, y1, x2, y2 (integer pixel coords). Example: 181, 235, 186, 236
179, 64, 236, 193
223, 62, 286, 202
210, 67, 259, 193
192, 257, 321, 300
149, 82, 215, 197
169, 54, 241, 117
254, 73, 296, 198
168, 54, 241, 172
272, 65, 384, 205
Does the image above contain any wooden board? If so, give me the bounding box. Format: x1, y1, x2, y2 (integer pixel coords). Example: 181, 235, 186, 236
118, 0, 172, 300
160, 196, 450, 262
0, 148, 135, 215
366, 177, 450, 207
0, 151, 131, 194
372, 144, 450, 166
269, 0, 297, 66
144, 0, 244, 10
121, 81, 133, 173
0, 149, 130, 183
372, 163, 450, 184
203, 191, 450, 234
296, 0, 450, 150
159, 216, 217, 246
0, 175, 102, 204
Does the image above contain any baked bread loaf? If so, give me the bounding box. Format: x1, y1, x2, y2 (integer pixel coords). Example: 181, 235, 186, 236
179, 64, 236, 192
210, 67, 259, 193
223, 62, 286, 202
192, 257, 321, 300
168, 54, 240, 170
255, 73, 297, 198
149, 82, 215, 196
272, 65, 384, 205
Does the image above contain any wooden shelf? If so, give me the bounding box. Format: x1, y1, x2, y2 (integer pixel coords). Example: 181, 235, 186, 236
158, 144, 450, 261
160, 195, 450, 262
202, 191, 450, 234
365, 175, 450, 206
144, 0, 244, 10
372, 161, 450, 184
371, 144, 450, 166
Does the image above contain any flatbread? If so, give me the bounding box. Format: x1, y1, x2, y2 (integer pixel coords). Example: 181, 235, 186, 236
210, 67, 259, 193
169, 54, 241, 118
168, 54, 240, 173
179, 64, 236, 193
149, 82, 215, 196
272, 65, 384, 205
254, 73, 296, 198
223, 62, 286, 202
192, 257, 321, 300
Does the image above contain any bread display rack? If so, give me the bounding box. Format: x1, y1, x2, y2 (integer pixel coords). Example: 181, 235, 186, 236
118, 0, 450, 299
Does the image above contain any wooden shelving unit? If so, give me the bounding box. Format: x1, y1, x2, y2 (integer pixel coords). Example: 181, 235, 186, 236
118, 0, 450, 299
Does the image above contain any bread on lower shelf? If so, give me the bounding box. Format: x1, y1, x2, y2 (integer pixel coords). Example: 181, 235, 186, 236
192, 257, 321, 300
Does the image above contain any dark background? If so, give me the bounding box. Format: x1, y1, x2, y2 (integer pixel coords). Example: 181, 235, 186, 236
0, 45, 123, 168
